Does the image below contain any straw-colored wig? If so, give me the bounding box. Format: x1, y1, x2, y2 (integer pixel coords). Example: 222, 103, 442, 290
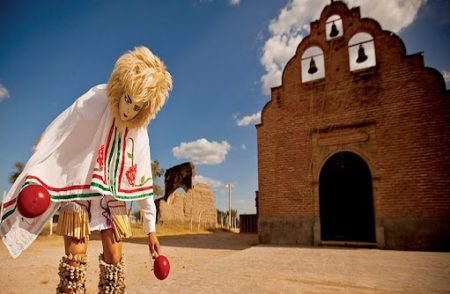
107, 46, 172, 129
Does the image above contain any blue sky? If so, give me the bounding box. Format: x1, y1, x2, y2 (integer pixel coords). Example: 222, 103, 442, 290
0, 0, 449, 214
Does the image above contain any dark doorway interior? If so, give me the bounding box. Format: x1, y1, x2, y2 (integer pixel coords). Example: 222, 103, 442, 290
319, 151, 375, 242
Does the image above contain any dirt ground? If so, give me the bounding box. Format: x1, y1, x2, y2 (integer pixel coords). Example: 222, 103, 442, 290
1, 230, 449, 294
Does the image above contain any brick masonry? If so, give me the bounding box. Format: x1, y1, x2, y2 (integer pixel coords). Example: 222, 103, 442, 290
256, 1, 450, 251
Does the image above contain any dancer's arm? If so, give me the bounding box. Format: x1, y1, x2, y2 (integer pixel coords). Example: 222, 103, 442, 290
138, 197, 161, 257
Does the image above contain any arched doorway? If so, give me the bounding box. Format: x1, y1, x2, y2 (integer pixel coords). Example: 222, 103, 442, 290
319, 151, 375, 243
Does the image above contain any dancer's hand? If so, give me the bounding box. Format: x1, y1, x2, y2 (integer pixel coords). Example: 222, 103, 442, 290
148, 232, 160, 258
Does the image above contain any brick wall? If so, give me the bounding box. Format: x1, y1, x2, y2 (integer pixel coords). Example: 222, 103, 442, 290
257, 1, 450, 250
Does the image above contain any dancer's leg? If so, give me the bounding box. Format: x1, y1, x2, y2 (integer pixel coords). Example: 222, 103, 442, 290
98, 229, 126, 293
56, 237, 88, 293
100, 229, 122, 264
64, 236, 88, 260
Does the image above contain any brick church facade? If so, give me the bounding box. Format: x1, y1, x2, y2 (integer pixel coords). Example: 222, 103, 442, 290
256, 1, 449, 251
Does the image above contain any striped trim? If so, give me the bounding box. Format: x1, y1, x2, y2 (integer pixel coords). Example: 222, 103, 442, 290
118, 129, 153, 194
90, 182, 110, 193
121, 186, 153, 193
113, 133, 121, 194
114, 192, 153, 200
3, 198, 16, 209
117, 128, 129, 193
92, 174, 104, 181
114, 129, 153, 200
51, 193, 102, 200
17, 122, 153, 203
2, 185, 23, 222
91, 121, 115, 185
103, 121, 115, 184
1, 206, 16, 221
23, 177, 102, 201
108, 127, 117, 186
91, 122, 116, 194
26, 176, 90, 192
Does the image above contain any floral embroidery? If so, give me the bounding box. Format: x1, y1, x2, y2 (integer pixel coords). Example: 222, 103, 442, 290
126, 164, 137, 186
126, 137, 151, 187
94, 144, 105, 172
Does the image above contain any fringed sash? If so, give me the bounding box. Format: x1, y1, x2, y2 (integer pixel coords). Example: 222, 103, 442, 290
107, 201, 132, 241
56, 199, 132, 241
57, 202, 91, 240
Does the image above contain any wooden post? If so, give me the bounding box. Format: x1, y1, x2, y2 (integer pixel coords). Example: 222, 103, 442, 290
226, 184, 232, 230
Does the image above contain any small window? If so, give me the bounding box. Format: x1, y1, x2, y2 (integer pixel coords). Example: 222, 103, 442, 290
326, 15, 343, 40
301, 47, 325, 83
348, 33, 376, 71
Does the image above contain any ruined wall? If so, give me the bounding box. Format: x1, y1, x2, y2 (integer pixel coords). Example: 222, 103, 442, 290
157, 183, 217, 230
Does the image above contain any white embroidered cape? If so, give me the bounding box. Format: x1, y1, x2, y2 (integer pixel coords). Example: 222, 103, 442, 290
1, 84, 154, 258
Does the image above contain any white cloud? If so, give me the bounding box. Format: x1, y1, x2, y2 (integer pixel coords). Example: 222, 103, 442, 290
260, 0, 324, 95
172, 138, 231, 165
194, 0, 239, 6
241, 144, 247, 150
224, 182, 237, 190
0, 84, 10, 102
194, 175, 223, 190
260, 0, 426, 95
345, 0, 426, 33
442, 70, 450, 83
236, 111, 261, 126
192, 0, 213, 6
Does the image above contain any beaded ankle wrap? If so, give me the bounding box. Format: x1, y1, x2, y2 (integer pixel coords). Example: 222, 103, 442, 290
98, 254, 126, 294
56, 254, 88, 294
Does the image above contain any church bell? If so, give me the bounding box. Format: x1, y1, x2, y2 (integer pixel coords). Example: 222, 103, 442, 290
329, 21, 339, 38
356, 44, 368, 63
308, 57, 318, 74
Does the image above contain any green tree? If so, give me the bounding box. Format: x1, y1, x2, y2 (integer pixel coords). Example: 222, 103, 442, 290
217, 209, 225, 225
230, 208, 238, 218
9, 162, 24, 184
151, 160, 165, 197
231, 208, 239, 228
223, 208, 239, 229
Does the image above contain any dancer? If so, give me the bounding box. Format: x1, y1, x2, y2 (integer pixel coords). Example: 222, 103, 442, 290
0, 46, 172, 293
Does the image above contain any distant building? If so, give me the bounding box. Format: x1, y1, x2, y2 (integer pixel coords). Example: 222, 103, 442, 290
256, 1, 449, 251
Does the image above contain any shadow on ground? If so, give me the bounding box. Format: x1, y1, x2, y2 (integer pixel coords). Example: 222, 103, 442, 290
123, 231, 259, 250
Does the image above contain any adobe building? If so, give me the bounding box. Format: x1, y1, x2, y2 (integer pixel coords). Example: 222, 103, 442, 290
256, 1, 449, 251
